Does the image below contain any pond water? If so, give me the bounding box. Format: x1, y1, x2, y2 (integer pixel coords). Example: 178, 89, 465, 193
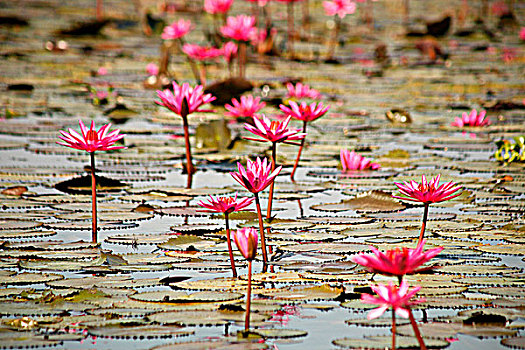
0, 0, 524, 349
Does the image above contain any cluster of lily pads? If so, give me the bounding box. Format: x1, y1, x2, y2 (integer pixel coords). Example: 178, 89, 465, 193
1, 0, 525, 349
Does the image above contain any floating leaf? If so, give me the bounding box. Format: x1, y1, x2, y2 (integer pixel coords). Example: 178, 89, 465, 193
311, 191, 406, 213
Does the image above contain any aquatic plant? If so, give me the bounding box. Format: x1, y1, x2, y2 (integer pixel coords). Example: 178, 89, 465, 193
221, 15, 257, 78
232, 227, 258, 331
451, 109, 491, 127
57, 120, 125, 242
244, 115, 305, 219
280, 101, 330, 180
393, 175, 462, 245
323, 0, 356, 59
230, 157, 282, 266
361, 281, 427, 350
197, 195, 254, 278
225, 95, 266, 119
156, 82, 216, 185
285, 82, 322, 100
340, 149, 380, 171
352, 240, 443, 278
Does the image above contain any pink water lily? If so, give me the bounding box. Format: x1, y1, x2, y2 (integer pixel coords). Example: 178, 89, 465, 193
220, 15, 257, 42
340, 149, 380, 171
182, 43, 223, 61
57, 120, 125, 153
197, 194, 254, 215
233, 227, 258, 261
352, 240, 443, 277
233, 226, 258, 331
451, 109, 491, 127
286, 82, 321, 100
161, 19, 193, 40
156, 82, 216, 116
394, 174, 462, 245
361, 281, 424, 320
361, 281, 426, 350
323, 0, 357, 18
231, 157, 282, 194
280, 101, 329, 122
146, 63, 159, 76
198, 194, 254, 278
244, 115, 306, 144
221, 41, 238, 63
204, 0, 233, 14
230, 157, 281, 265
393, 174, 462, 204
57, 120, 126, 243
280, 100, 329, 181
156, 82, 216, 186
225, 95, 266, 119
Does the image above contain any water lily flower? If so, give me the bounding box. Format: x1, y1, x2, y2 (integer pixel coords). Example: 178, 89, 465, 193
323, 0, 356, 59
280, 101, 329, 180
204, 0, 234, 14
57, 120, 125, 153
230, 157, 282, 265
352, 240, 444, 277
182, 43, 223, 61
451, 109, 491, 127
286, 82, 322, 100
280, 101, 329, 122
220, 15, 257, 42
221, 41, 238, 63
220, 15, 256, 78
225, 95, 266, 119
244, 115, 306, 144
233, 227, 258, 261
361, 281, 427, 350
340, 149, 380, 171
198, 195, 254, 277
244, 115, 305, 220
393, 174, 462, 204
231, 157, 282, 194
393, 174, 462, 244
146, 63, 159, 76
156, 82, 216, 117
323, 0, 356, 18
198, 194, 254, 214
161, 19, 193, 40
361, 281, 424, 319
156, 82, 216, 185
57, 120, 126, 242
232, 227, 258, 331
